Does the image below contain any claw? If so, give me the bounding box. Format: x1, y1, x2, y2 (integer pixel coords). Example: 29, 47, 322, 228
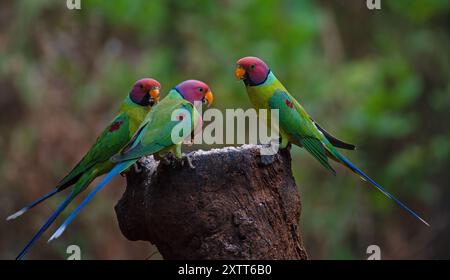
182, 153, 195, 169
286, 142, 292, 151
133, 162, 143, 173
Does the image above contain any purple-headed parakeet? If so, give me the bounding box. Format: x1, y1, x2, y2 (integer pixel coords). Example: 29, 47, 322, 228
235, 56, 429, 226
9, 78, 161, 259
47, 79, 214, 242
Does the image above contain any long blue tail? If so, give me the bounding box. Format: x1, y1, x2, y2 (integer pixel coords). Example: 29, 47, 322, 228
15, 193, 74, 260
337, 154, 429, 226
7, 188, 60, 221
48, 160, 135, 242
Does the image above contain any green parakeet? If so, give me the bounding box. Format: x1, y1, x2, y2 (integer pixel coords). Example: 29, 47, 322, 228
46, 79, 214, 242
9, 78, 161, 259
235, 56, 429, 226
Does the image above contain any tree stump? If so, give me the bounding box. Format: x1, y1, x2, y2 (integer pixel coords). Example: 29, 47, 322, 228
114, 145, 308, 260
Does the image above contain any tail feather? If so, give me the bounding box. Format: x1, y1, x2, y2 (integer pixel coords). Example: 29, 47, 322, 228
15, 193, 74, 260
313, 120, 356, 150
48, 160, 135, 242
7, 189, 60, 221
337, 154, 430, 227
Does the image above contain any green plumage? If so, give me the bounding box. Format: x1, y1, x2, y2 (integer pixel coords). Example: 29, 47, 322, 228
10, 93, 154, 260
57, 96, 150, 193
245, 72, 347, 174
44, 83, 208, 245
241, 66, 429, 226
112, 89, 200, 162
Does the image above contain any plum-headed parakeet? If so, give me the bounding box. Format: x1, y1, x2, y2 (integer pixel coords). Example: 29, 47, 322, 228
9, 78, 161, 259
47, 79, 214, 242
235, 56, 429, 226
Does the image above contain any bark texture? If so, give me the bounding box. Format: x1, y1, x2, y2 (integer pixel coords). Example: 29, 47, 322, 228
115, 145, 308, 260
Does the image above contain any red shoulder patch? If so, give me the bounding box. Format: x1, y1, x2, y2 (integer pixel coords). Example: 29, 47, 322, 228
109, 120, 124, 132
177, 114, 185, 121
285, 99, 294, 109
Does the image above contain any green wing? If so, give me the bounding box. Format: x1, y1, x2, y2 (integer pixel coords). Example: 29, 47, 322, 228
299, 137, 336, 175
56, 113, 132, 190
268, 89, 336, 174
113, 95, 197, 162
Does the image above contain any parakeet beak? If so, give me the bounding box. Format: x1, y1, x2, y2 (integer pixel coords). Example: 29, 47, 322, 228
203, 90, 214, 107
149, 88, 160, 103
235, 66, 246, 80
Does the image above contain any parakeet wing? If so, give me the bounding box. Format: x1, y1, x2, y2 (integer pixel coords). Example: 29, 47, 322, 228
56, 113, 131, 189
268, 89, 336, 174
113, 97, 196, 162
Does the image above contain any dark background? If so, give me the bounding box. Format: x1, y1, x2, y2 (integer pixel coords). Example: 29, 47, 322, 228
0, 0, 448, 259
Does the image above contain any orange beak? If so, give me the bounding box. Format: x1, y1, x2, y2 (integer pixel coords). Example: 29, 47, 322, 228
204, 90, 214, 107
235, 66, 246, 80
149, 88, 160, 103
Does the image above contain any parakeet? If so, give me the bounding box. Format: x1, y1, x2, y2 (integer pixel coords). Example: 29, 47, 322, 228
46, 79, 214, 242
235, 56, 429, 226
8, 78, 162, 260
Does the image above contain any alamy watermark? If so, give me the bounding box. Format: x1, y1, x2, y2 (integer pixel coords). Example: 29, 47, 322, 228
66, 0, 81, 10
170, 102, 281, 155
366, 0, 381, 10
366, 245, 381, 260
66, 244, 81, 260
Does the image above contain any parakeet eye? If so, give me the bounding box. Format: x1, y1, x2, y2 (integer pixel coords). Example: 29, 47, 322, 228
250, 64, 256, 70
198, 87, 204, 92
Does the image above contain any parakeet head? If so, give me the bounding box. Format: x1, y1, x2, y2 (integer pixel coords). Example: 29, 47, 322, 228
235, 56, 270, 86
175, 80, 214, 107
130, 78, 161, 106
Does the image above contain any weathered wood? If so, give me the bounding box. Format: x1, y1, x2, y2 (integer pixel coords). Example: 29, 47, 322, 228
115, 145, 308, 260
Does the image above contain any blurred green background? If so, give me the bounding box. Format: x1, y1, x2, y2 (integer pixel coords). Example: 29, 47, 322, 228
0, 0, 449, 259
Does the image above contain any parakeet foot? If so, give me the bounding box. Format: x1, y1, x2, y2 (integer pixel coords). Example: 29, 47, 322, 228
120, 162, 143, 176
280, 139, 292, 151
285, 142, 292, 150
133, 162, 143, 173
159, 153, 176, 166
181, 153, 195, 169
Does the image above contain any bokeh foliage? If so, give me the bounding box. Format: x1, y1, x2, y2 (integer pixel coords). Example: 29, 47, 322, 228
0, 0, 448, 259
